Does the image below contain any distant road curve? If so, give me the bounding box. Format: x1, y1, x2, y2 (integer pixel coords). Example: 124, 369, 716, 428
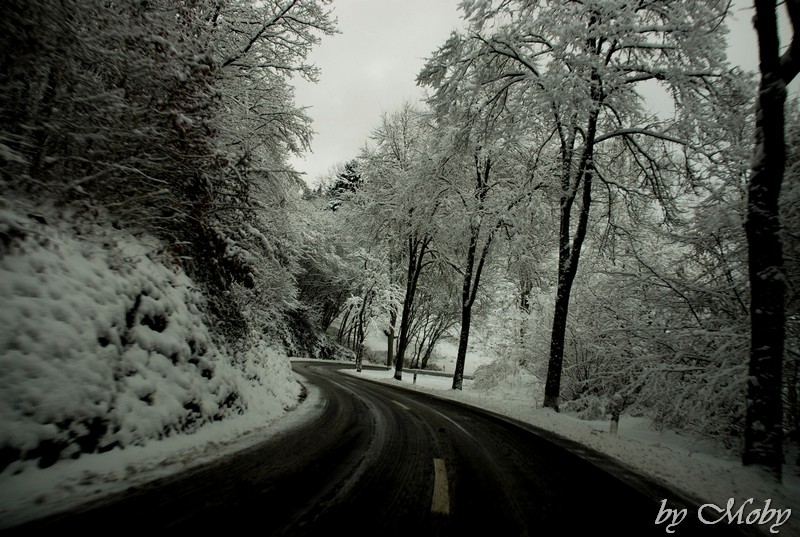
3, 361, 758, 536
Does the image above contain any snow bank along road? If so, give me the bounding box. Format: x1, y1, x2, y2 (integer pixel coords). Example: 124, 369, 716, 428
2, 361, 761, 536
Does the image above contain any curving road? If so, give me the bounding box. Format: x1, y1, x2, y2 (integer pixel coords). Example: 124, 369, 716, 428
2, 361, 758, 536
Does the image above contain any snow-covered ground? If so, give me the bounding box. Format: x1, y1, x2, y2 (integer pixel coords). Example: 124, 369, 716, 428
0, 384, 321, 528
0, 201, 305, 528
1, 202, 796, 534
1, 353, 798, 533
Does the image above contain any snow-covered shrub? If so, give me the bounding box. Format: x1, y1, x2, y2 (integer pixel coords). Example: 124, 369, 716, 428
561, 395, 607, 421
278, 306, 345, 359
0, 0, 338, 474
558, 247, 752, 445
227, 334, 302, 414
471, 361, 541, 407
0, 207, 300, 471
635, 359, 748, 446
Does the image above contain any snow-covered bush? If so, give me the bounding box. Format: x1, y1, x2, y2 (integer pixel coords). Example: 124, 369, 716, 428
468, 274, 549, 394
472, 358, 539, 393
0, 206, 300, 471
561, 395, 608, 421
557, 243, 752, 446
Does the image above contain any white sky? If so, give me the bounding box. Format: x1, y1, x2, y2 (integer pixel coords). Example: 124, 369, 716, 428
288, 0, 783, 188
289, 0, 463, 187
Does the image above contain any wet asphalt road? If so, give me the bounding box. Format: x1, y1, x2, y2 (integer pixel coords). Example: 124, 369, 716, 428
2, 361, 759, 536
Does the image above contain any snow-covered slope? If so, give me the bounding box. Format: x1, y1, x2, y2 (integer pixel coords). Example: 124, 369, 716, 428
0, 201, 301, 474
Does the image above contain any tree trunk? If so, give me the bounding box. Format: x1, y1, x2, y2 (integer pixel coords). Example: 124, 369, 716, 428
742, 0, 794, 481
452, 222, 493, 389
452, 305, 472, 390
544, 281, 572, 409
788, 355, 798, 444
452, 218, 479, 391
421, 346, 434, 370
519, 277, 532, 352
543, 69, 600, 410
355, 290, 371, 371
386, 307, 397, 368
395, 272, 414, 380
452, 156, 497, 390
451, 233, 493, 391
386, 325, 395, 368
543, 131, 596, 410
395, 235, 430, 380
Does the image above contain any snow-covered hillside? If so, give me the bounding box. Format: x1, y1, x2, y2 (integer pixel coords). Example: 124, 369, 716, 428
0, 200, 302, 474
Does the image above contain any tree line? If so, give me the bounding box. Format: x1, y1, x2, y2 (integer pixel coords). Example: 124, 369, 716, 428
0, 0, 342, 356
2, 0, 796, 483
304, 0, 799, 482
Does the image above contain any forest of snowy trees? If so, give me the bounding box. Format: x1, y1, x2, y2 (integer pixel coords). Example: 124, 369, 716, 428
0, 0, 341, 349
0, 0, 342, 471
309, 1, 799, 480
0, 0, 797, 481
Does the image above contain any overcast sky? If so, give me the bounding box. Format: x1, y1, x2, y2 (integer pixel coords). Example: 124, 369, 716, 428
288, 0, 463, 187
288, 0, 774, 188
